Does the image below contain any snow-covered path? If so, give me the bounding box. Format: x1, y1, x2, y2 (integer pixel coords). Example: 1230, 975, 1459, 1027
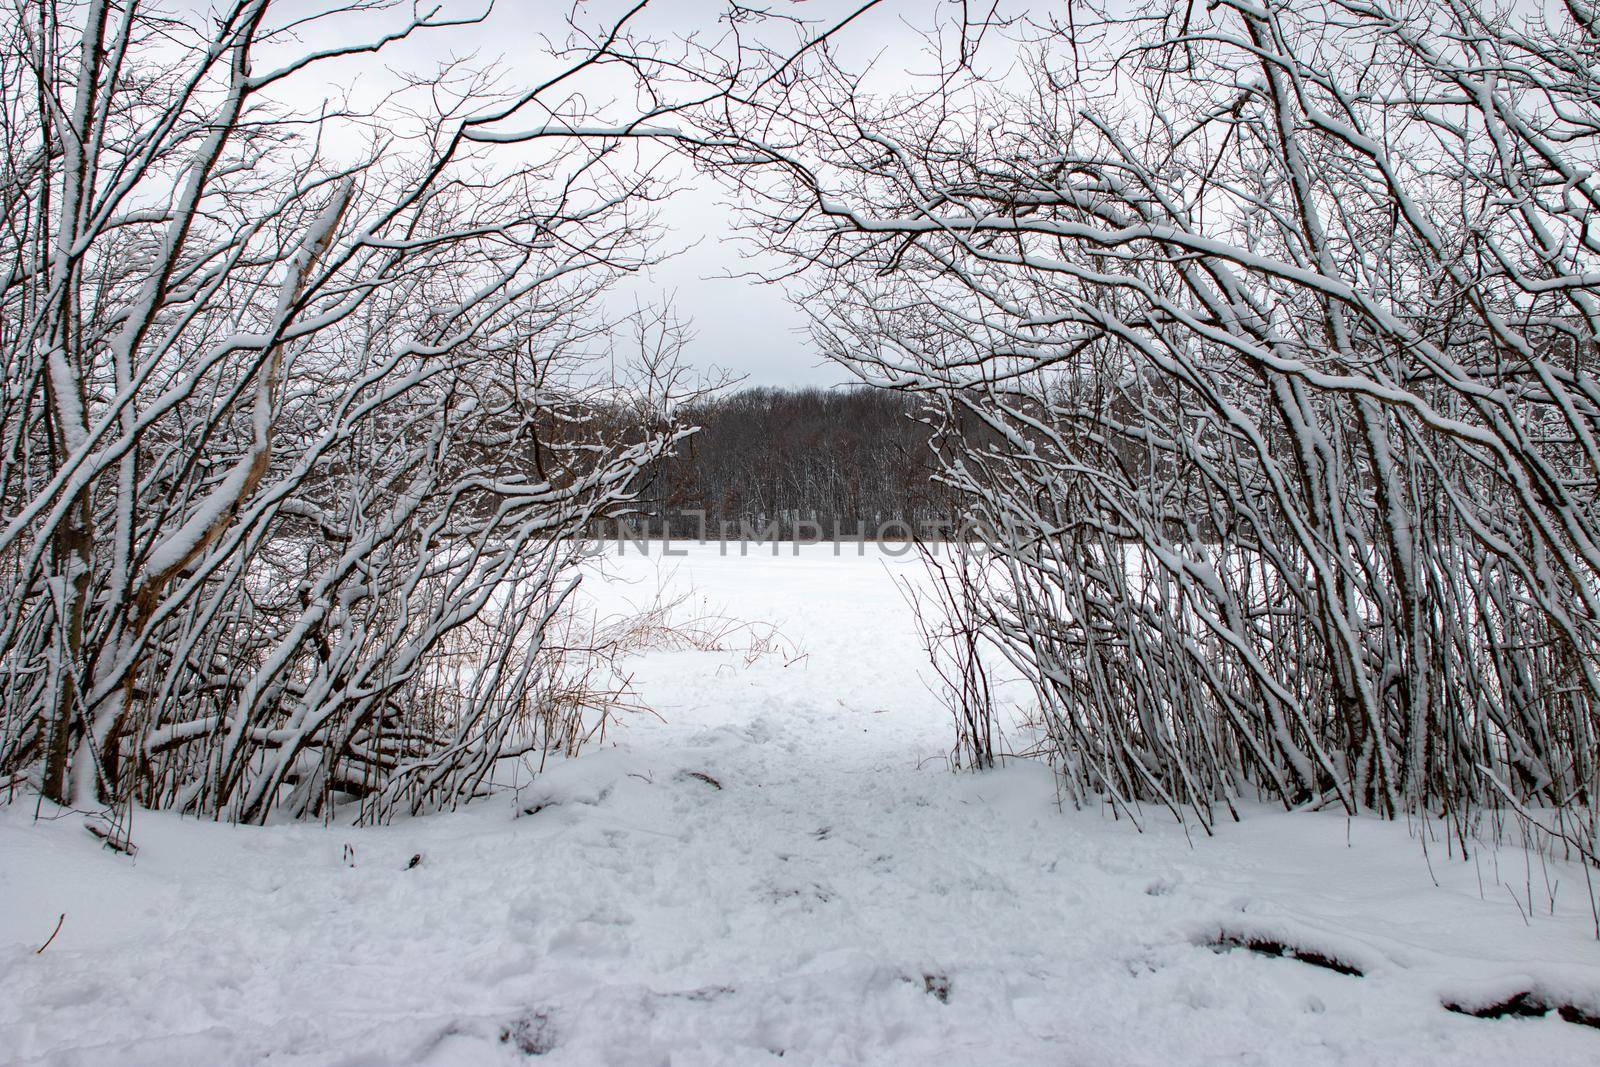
4, 544, 1600, 1065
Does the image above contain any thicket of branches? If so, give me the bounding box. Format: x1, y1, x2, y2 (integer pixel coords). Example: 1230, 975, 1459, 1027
14, 0, 1600, 873
0, 0, 740, 826
704, 0, 1600, 861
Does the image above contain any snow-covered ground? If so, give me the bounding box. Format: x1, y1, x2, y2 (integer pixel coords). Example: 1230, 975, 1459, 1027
4, 542, 1599, 1065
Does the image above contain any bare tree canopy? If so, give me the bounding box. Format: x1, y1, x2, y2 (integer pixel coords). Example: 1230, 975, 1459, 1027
8, 0, 1600, 893
0, 0, 784, 825
688, 0, 1600, 866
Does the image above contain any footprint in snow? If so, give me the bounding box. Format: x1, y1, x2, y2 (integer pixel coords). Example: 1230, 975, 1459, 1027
762, 879, 834, 909
499, 1011, 557, 1056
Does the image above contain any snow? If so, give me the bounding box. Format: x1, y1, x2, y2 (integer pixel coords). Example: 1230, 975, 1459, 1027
4, 542, 1599, 1065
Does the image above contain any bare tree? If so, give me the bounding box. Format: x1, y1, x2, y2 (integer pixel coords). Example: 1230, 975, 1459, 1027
702, 0, 1600, 876
0, 0, 749, 826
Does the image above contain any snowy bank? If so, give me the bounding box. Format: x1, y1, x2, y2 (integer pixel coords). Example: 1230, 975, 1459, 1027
3, 545, 1598, 1065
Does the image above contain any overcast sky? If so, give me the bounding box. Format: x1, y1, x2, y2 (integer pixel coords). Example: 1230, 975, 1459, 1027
243, 0, 1030, 385
343, 0, 967, 389
590, 0, 960, 389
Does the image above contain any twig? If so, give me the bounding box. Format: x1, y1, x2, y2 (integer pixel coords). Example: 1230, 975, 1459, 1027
36, 913, 64, 954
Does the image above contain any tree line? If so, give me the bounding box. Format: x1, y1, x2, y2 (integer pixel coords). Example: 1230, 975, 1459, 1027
617, 387, 956, 539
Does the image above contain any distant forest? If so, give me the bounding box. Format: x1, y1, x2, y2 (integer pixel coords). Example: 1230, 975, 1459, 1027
626, 388, 956, 538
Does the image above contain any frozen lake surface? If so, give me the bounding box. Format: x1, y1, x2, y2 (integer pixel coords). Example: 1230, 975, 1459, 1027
4, 543, 1599, 1065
